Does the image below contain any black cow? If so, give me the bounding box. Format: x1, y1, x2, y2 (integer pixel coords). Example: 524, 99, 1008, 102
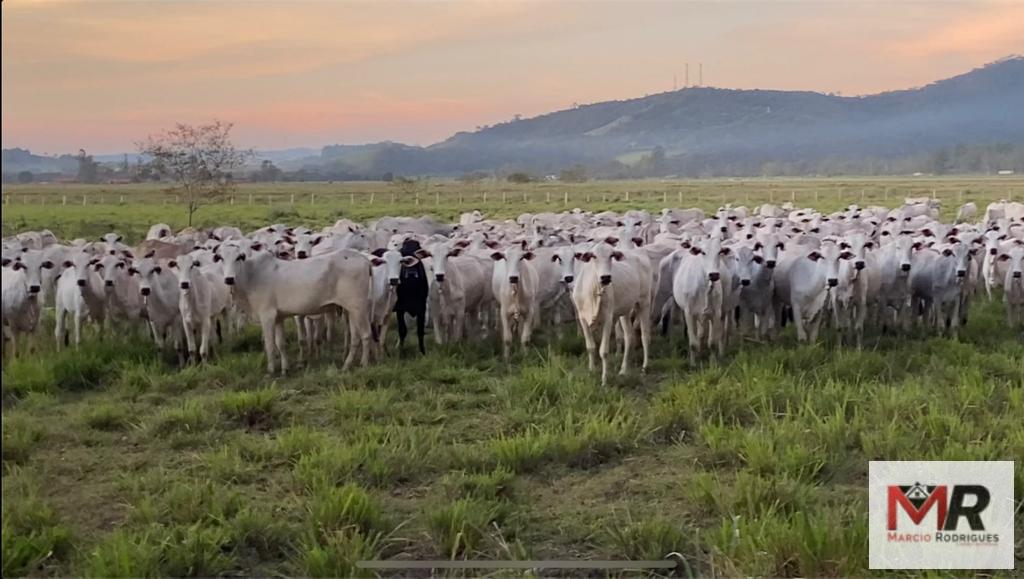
394, 239, 430, 355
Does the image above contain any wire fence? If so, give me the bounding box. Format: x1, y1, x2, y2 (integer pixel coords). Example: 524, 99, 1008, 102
1, 185, 1020, 210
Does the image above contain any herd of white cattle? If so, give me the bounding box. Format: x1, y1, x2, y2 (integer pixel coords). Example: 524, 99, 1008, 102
3, 198, 1023, 383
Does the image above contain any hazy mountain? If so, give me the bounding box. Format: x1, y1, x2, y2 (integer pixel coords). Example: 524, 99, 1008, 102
318, 56, 1024, 176
5, 57, 1022, 179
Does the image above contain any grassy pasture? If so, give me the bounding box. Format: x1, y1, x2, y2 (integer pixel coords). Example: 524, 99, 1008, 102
2, 178, 1023, 576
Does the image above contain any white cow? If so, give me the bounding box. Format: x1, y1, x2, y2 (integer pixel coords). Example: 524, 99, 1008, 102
998, 247, 1024, 328
219, 244, 373, 373
170, 254, 231, 361
910, 241, 974, 338
132, 257, 183, 357
572, 240, 653, 385
671, 236, 733, 363
490, 243, 540, 362
54, 251, 107, 349
2, 258, 44, 358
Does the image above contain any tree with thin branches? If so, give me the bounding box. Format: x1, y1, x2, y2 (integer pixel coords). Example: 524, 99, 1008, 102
139, 120, 250, 226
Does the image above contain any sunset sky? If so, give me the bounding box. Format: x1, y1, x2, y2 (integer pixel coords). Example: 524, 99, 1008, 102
3, 0, 1023, 154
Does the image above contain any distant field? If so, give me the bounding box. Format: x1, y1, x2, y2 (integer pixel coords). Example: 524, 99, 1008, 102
2, 177, 1022, 577
2, 176, 1022, 240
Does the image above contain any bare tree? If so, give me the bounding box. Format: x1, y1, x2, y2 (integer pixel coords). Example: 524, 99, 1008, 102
139, 120, 250, 226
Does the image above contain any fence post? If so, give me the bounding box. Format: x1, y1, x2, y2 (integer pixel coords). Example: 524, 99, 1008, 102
861, 189, 865, 203
522, 191, 527, 203
290, 193, 295, 205
625, 191, 630, 202
483, 192, 488, 203
769, 190, 774, 203
23, 196, 28, 204
501, 191, 507, 204
62, 195, 67, 206
249, 194, 253, 205
436, 191, 440, 205
370, 192, 375, 204
790, 190, 795, 203
391, 193, 396, 204
662, 190, 667, 204
603, 192, 607, 203
815, 190, 819, 203
352, 193, 356, 205
458, 193, 463, 205
959, 190, 963, 204
546, 191, 551, 203
564, 191, 569, 205
120, 195, 124, 204
678, 190, 683, 204
230, 196, 235, 206
83, 195, 87, 206
415, 192, 420, 206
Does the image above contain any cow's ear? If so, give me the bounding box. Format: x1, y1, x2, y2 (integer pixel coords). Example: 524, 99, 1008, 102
128, 267, 138, 276
680, 240, 691, 249
752, 255, 764, 264
145, 250, 156, 258
12, 261, 25, 271
41, 260, 54, 269
89, 257, 101, 266
63, 260, 73, 268
941, 248, 953, 257
490, 252, 505, 261
580, 252, 594, 262
400, 256, 419, 267
371, 248, 386, 257
632, 237, 644, 247
998, 234, 1008, 240
616, 220, 624, 226
312, 236, 323, 246
807, 251, 822, 262
454, 239, 471, 248
3, 257, 14, 267
414, 249, 432, 259
236, 254, 246, 262
719, 247, 731, 256
864, 242, 874, 250
998, 253, 1011, 261
912, 242, 924, 251
168, 260, 178, 269
371, 257, 385, 267
689, 247, 702, 256
348, 226, 356, 233
753, 241, 763, 250
213, 254, 222, 263
604, 237, 619, 247
447, 247, 463, 258
251, 243, 263, 252
116, 235, 123, 242
116, 261, 126, 269
840, 242, 850, 249
522, 251, 535, 260
969, 248, 979, 256
611, 251, 624, 261
209, 233, 221, 241
840, 251, 853, 260
275, 238, 287, 245
122, 250, 134, 259
551, 254, 561, 263
153, 266, 162, 274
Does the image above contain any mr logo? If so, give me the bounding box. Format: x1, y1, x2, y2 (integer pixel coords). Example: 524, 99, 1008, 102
887, 483, 989, 531
869, 461, 1013, 570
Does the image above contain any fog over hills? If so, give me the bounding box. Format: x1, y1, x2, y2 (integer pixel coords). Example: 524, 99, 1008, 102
5, 57, 1023, 179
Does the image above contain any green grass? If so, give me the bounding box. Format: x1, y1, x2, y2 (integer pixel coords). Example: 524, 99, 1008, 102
1, 180, 1022, 576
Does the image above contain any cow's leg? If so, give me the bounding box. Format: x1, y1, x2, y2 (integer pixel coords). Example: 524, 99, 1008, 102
579, 319, 597, 371
182, 315, 198, 363
396, 310, 409, 355
499, 307, 513, 362
618, 316, 632, 376
199, 317, 212, 361
519, 307, 536, 351
416, 310, 426, 355
73, 309, 83, 350
682, 308, 700, 366
598, 316, 614, 385
638, 306, 652, 374
792, 302, 807, 342
807, 306, 823, 343
453, 306, 466, 343
275, 320, 288, 374
260, 317, 277, 374
55, 305, 66, 351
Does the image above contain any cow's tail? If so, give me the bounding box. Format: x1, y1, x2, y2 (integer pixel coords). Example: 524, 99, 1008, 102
367, 261, 378, 342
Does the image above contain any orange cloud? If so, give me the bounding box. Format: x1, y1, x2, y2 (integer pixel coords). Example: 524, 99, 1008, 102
889, 2, 1024, 59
